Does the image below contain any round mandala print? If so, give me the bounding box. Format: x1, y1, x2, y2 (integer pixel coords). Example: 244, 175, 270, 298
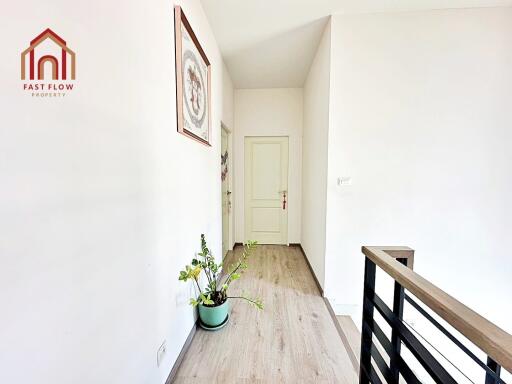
183, 49, 206, 129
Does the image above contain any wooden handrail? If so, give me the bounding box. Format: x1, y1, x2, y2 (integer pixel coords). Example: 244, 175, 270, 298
362, 246, 512, 372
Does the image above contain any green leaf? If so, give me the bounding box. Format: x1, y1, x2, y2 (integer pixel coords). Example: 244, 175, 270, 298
254, 300, 264, 310
179, 270, 190, 281
189, 298, 199, 307
200, 293, 213, 305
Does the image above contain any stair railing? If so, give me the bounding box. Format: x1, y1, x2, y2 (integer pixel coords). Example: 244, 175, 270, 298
359, 246, 512, 384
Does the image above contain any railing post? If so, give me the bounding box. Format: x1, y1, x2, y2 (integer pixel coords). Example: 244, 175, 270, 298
359, 257, 377, 384
485, 357, 501, 384
390, 258, 407, 383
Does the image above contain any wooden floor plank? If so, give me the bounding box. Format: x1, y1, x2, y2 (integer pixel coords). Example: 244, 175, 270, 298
174, 245, 357, 383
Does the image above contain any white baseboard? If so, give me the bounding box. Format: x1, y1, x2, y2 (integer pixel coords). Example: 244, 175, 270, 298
331, 303, 359, 317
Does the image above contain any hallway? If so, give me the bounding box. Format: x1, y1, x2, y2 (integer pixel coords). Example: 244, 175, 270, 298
173, 245, 357, 383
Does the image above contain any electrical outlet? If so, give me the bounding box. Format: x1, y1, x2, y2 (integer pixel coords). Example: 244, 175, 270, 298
157, 340, 167, 367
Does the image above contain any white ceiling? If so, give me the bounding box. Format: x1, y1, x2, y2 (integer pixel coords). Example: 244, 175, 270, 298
201, 0, 512, 88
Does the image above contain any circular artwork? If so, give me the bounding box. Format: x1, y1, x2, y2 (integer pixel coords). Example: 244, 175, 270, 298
183, 49, 206, 129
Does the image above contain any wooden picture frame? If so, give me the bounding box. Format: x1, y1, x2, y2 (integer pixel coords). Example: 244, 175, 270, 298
174, 5, 212, 146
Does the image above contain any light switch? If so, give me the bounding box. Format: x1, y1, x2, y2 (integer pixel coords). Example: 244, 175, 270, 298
337, 177, 352, 186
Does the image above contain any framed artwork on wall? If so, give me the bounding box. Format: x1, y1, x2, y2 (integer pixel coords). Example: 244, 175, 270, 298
174, 5, 211, 146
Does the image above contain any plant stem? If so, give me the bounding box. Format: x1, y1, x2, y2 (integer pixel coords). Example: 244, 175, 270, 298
203, 263, 213, 287
227, 296, 260, 306
222, 251, 246, 287
193, 276, 202, 295
202, 254, 217, 291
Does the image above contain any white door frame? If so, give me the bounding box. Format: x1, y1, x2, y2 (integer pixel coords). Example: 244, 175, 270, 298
221, 122, 232, 259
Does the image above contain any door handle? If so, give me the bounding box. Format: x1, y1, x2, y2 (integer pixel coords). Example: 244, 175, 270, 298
280, 190, 287, 210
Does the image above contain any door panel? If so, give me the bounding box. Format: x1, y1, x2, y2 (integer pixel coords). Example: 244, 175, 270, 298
251, 207, 281, 232
251, 143, 281, 199
244, 137, 288, 244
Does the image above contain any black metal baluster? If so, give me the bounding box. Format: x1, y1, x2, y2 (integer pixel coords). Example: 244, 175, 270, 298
390, 258, 407, 383
360, 257, 377, 384
485, 357, 501, 384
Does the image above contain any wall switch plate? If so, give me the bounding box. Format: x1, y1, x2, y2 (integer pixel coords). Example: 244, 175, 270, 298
157, 340, 167, 367
337, 177, 352, 186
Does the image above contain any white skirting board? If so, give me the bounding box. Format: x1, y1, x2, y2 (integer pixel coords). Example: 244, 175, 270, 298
328, 301, 362, 330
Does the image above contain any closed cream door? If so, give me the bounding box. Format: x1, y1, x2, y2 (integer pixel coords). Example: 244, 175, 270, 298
244, 136, 288, 244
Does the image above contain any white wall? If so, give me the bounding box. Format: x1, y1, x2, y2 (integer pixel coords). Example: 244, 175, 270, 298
234, 88, 303, 244
0, 0, 233, 383
301, 21, 331, 289
222, 63, 235, 249
325, 7, 512, 338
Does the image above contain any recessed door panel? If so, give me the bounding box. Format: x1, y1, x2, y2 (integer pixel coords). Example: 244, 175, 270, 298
251, 143, 281, 200
251, 207, 281, 233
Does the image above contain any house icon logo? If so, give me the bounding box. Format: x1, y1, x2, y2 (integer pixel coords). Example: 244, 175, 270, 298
21, 28, 76, 81
21, 28, 76, 97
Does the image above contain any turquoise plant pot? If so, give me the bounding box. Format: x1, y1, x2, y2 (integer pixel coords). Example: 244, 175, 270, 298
198, 299, 229, 328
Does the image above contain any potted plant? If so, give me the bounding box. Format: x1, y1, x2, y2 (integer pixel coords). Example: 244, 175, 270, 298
178, 235, 263, 330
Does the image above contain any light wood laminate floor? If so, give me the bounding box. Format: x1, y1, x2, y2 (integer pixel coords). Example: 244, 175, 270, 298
173, 245, 357, 383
